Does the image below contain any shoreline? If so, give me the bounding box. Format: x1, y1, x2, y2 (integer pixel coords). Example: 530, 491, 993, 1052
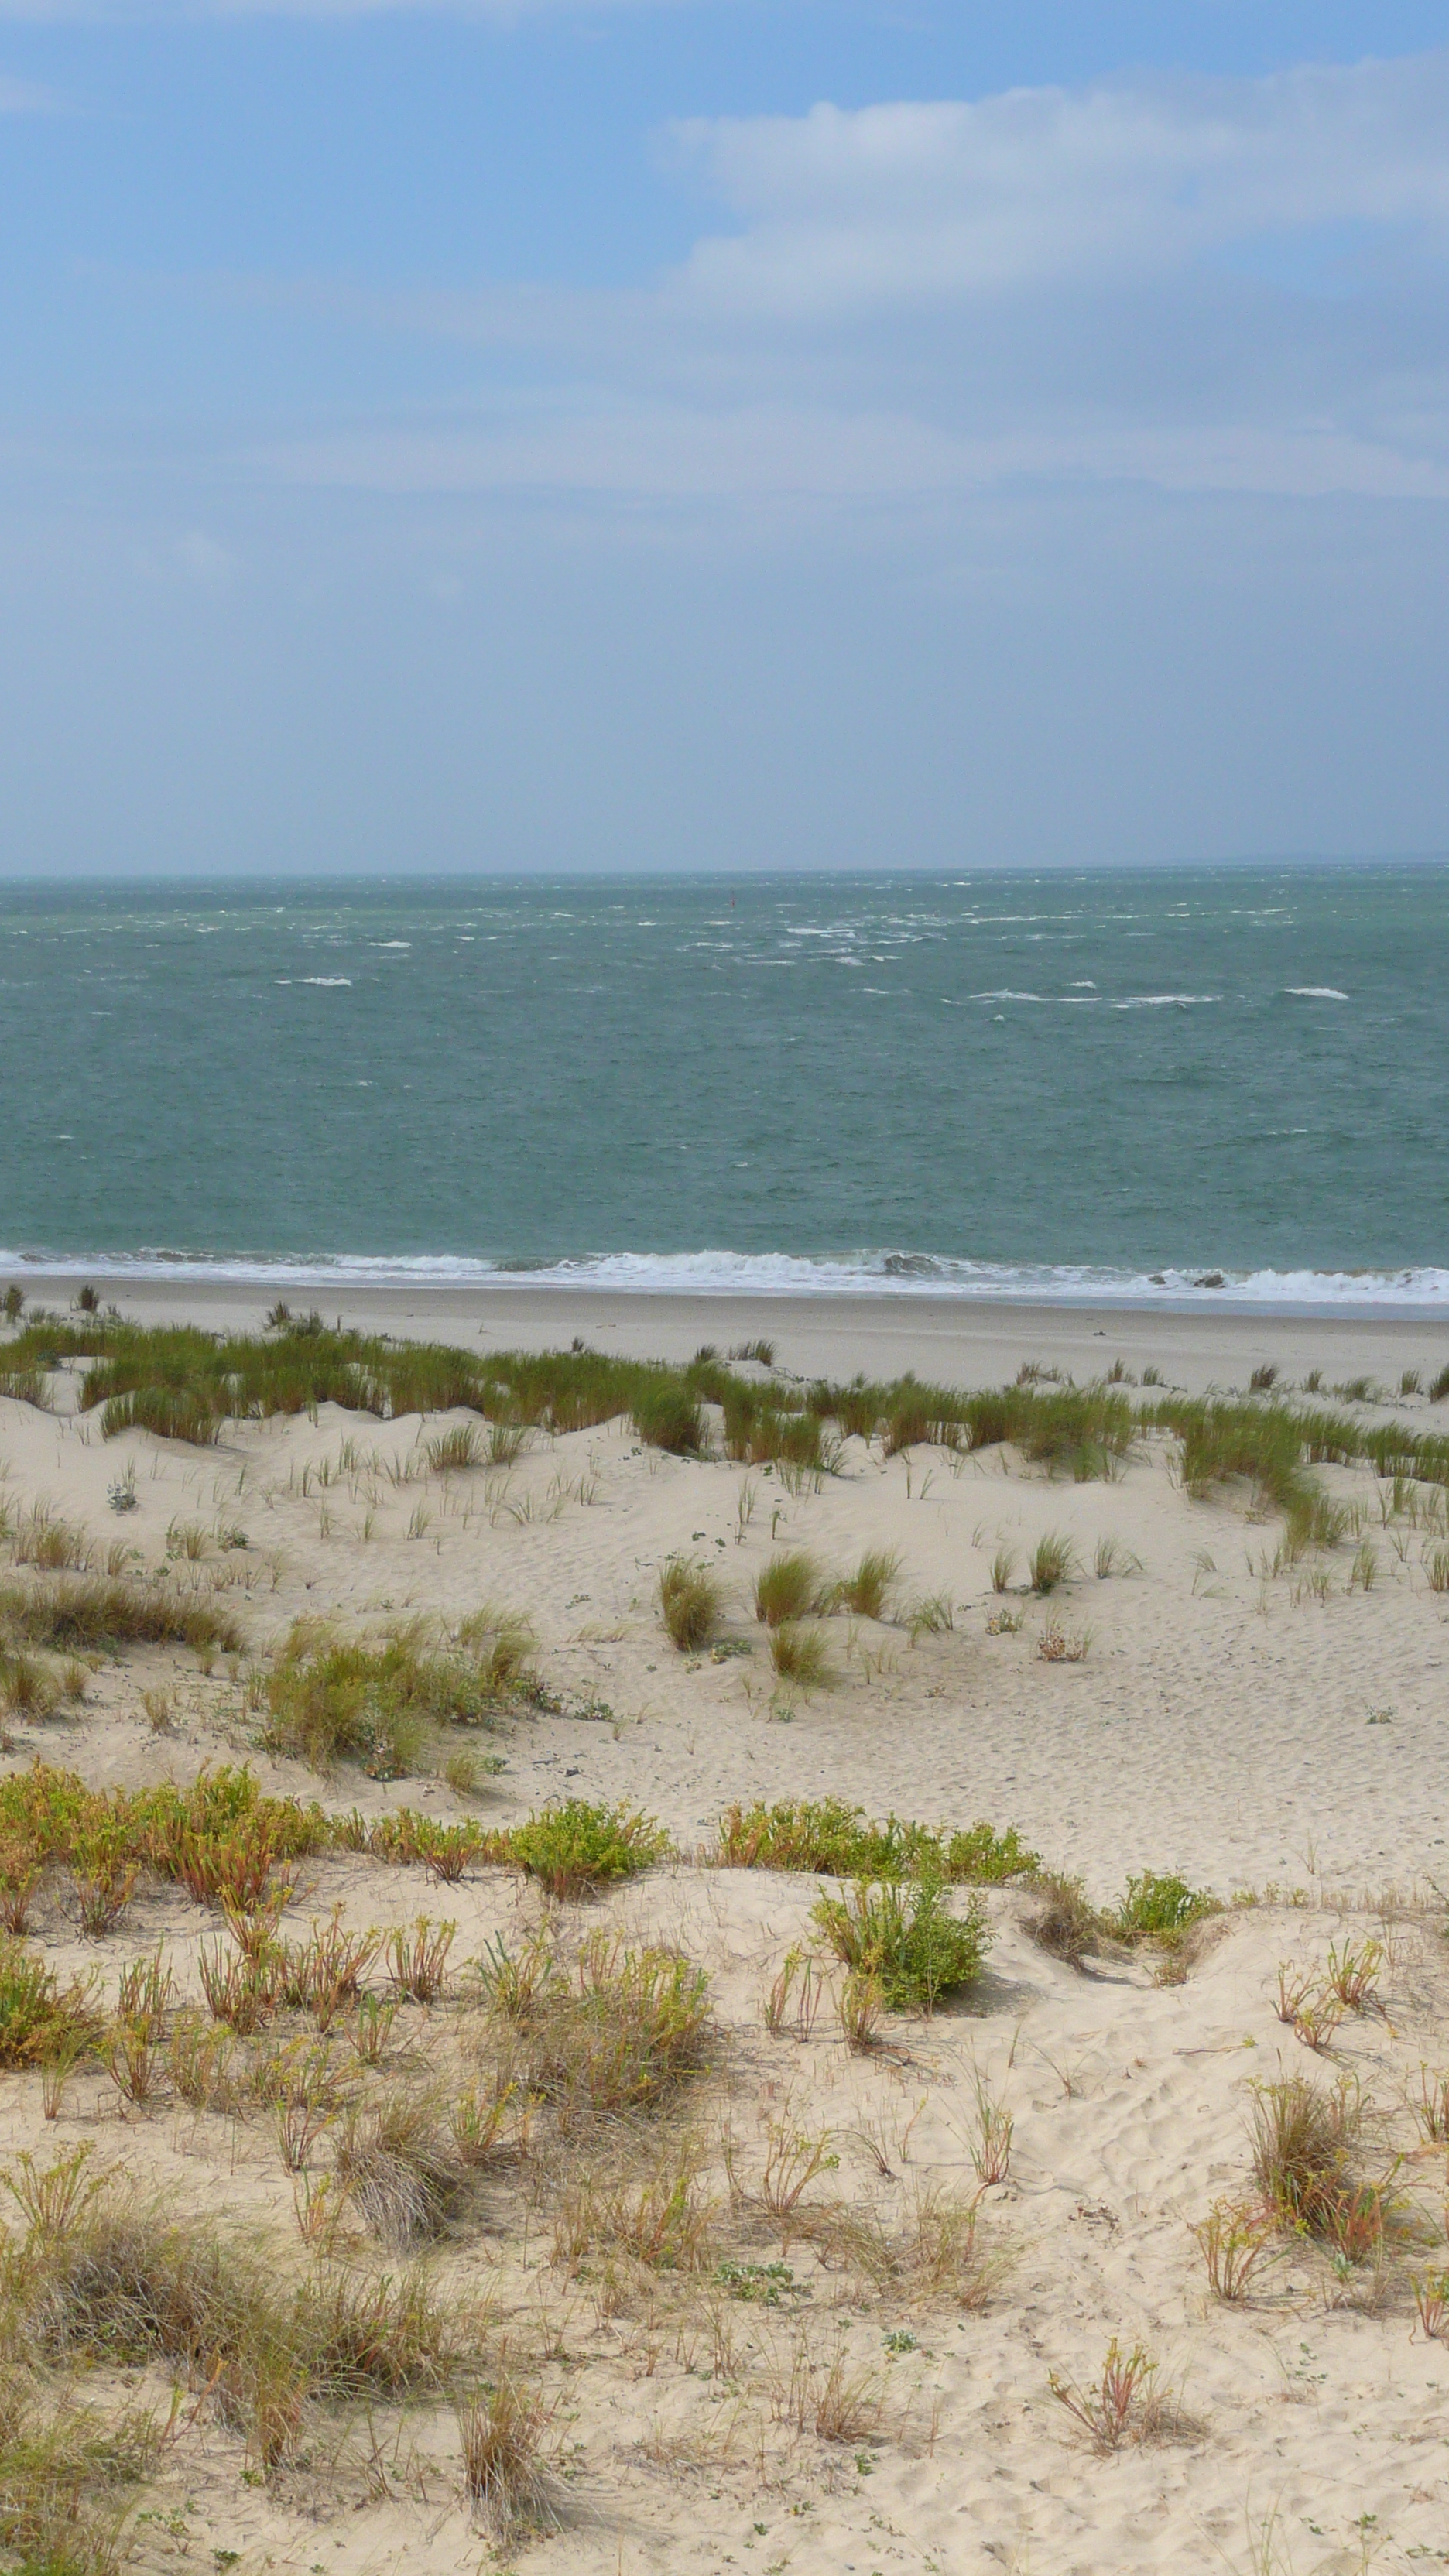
11, 1269, 1448, 1398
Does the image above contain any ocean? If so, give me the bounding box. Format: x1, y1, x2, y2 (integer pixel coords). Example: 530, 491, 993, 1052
4, 865, 1446, 1308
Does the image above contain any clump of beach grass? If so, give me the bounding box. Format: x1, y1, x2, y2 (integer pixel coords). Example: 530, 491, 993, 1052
457, 2376, 558, 2539
832, 1548, 901, 1619
480, 1925, 711, 2127
632, 1383, 706, 1455
262, 1610, 534, 1777
658, 1556, 724, 1653
1029, 1533, 1077, 1595
768, 1622, 832, 1689
424, 1423, 487, 1475
0, 1577, 241, 1658
1093, 1536, 1140, 1578
334, 2090, 464, 2249
754, 1551, 824, 1627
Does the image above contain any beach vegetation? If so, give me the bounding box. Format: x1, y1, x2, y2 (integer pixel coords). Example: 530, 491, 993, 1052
832, 1547, 901, 1619
1112, 1872, 1218, 1944
1036, 1618, 1091, 1662
1249, 2071, 1372, 2243
1191, 2197, 1275, 2302
424, 1422, 486, 1474
262, 1613, 533, 1777
482, 1926, 710, 2122
457, 2376, 557, 2539
714, 1797, 1039, 1885
1049, 2339, 1167, 2452
1093, 1536, 1141, 1578
768, 1621, 831, 1687
1029, 1532, 1077, 1594
754, 1550, 824, 1626
0, 1574, 241, 1659
810, 1879, 989, 2012
632, 1383, 706, 1454
658, 1555, 724, 1652
505, 1799, 667, 1899
1025, 1872, 1102, 1965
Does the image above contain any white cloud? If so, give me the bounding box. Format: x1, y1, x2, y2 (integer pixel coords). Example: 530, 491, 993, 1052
0, 69, 60, 105
260, 404, 1449, 507
673, 52, 1449, 317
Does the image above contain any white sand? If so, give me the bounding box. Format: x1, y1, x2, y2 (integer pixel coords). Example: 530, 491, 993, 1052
1, 1310, 1447, 2574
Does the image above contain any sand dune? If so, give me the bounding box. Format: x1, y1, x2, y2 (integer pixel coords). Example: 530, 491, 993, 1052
0, 1314, 1447, 2574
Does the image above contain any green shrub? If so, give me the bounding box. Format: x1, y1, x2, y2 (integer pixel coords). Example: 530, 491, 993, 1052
811, 1879, 990, 2012
505, 1800, 667, 1900
714, 1797, 1038, 1886
0, 1941, 101, 2068
1113, 1872, 1218, 1943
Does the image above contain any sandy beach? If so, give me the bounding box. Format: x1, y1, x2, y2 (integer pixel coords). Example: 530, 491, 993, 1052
13, 1269, 1449, 1399
1, 1299, 1447, 2574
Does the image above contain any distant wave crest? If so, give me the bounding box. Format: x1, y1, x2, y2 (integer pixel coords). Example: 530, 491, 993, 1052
2, 1245, 1447, 1310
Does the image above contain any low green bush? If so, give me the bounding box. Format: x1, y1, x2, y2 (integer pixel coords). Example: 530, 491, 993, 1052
505, 1800, 668, 1900
714, 1797, 1039, 1886
811, 1879, 990, 2012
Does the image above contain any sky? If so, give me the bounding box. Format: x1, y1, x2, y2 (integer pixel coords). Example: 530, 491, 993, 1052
2, 2, 1448, 875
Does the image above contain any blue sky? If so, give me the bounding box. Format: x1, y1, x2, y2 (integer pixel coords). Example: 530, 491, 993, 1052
3, 2, 1449, 873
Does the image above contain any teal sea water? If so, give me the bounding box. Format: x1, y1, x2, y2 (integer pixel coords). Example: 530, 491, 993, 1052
3, 866, 1447, 1308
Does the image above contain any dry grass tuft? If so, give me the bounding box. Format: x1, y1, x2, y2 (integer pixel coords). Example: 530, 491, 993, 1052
334, 2091, 464, 2249
504, 1930, 711, 2129
457, 2375, 558, 2537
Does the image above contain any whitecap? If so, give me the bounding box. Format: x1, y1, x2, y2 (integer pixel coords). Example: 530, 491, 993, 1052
974, 989, 1043, 1002
1110, 994, 1221, 1009
1285, 986, 1348, 999
298, 977, 352, 988
5, 1245, 1443, 1310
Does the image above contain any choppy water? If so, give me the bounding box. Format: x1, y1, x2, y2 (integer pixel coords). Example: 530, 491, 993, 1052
2, 866, 1447, 1307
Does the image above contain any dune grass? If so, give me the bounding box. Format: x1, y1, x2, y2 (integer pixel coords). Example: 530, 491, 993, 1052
262, 1611, 534, 1777
5, 1320, 1444, 1540
754, 1551, 824, 1626
0, 1576, 242, 1658
832, 1547, 901, 1619
768, 1622, 832, 1688
658, 1556, 724, 1653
